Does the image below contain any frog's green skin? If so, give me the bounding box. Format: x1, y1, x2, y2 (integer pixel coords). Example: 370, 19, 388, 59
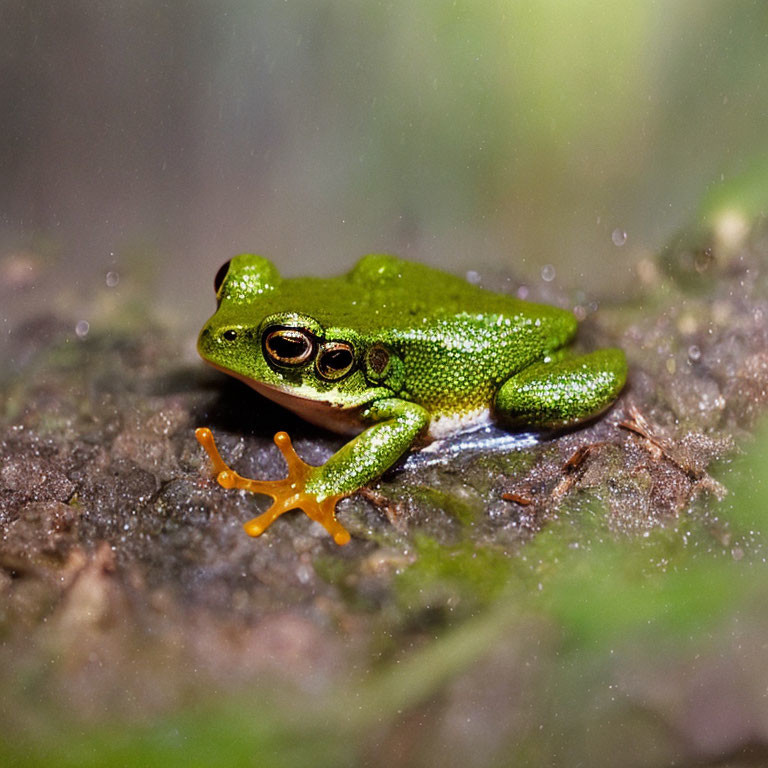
197, 254, 627, 544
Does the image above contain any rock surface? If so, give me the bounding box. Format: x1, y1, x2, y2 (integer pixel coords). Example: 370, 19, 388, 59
2, 225, 768, 767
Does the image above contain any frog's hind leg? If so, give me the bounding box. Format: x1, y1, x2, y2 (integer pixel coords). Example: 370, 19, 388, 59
494, 349, 627, 429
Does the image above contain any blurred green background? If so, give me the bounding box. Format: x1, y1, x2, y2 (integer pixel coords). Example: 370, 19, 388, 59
2, 0, 768, 330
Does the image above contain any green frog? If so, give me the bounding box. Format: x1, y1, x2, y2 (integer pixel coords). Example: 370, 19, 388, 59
196, 254, 626, 545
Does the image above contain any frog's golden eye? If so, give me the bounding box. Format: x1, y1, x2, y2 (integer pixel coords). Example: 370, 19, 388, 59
316, 341, 355, 380
264, 327, 315, 366
214, 259, 232, 296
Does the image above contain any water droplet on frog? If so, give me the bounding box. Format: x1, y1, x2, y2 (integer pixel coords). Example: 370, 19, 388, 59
541, 264, 556, 282
611, 228, 627, 246
105, 270, 120, 288
465, 270, 481, 285
75, 320, 90, 338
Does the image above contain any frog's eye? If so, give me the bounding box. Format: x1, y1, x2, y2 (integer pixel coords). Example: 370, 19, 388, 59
214, 260, 232, 296
316, 341, 355, 380
264, 327, 315, 366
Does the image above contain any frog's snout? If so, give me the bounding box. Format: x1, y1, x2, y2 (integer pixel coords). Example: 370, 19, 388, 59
197, 323, 229, 361
196, 324, 212, 357
197, 323, 253, 370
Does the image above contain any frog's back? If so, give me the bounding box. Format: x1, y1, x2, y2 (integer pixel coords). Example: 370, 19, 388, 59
264, 252, 574, 338
346, 254, 574, 340
285, 254, 567, 332
347, 254, 517, 326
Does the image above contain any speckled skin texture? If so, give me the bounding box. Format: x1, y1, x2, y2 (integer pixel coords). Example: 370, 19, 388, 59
197, 253, 627, 542
494, 349, 628, 429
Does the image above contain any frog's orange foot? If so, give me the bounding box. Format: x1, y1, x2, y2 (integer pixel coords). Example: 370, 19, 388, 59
195, 427, 351, 545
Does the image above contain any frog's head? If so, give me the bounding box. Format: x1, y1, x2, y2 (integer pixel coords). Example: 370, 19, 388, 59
198, 255, 396, 432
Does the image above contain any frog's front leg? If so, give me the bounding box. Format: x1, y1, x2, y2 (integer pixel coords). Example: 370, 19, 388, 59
494, 349, 627, 429
196, 398, 428, 545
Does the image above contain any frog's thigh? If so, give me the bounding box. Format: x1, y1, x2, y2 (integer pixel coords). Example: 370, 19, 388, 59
494, 349, 627, 429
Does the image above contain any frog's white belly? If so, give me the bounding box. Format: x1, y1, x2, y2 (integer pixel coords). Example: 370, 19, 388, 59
427, 407, 493, 439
